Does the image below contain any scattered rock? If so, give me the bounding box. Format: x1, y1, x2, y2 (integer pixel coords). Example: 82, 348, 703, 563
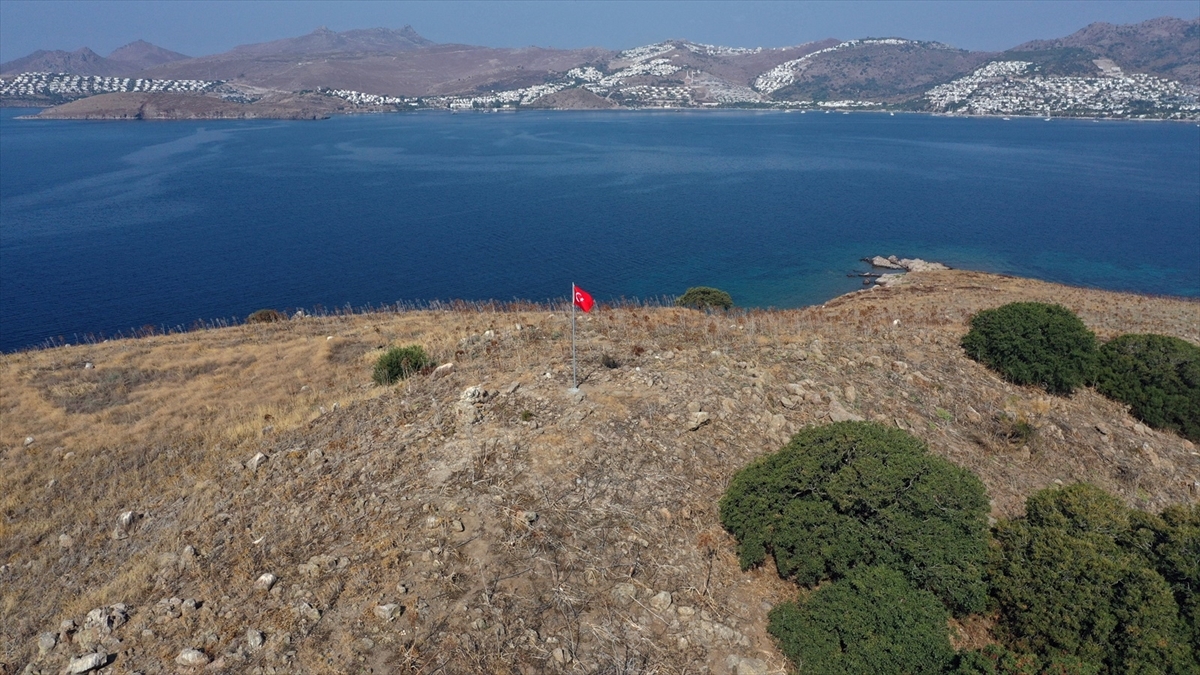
688, 412, 711, 431
59, 534, 74, 549
828, 400, 864, 423
431, 363, 456, 380
451, 519, 465, 532
175, 648, 210, 667
296, 602, 321, 622
23, 436, 34, 447
867, 255, 904, 269
373, 604, 401, 622
687, 401, 703, 413
67, 652, 107, 673
37, 631, 56, 655
736, 656, 769, 675
891, 361, 909, 374
779, 395, 796, 409
254, 573, 276, 592
610, 583, 637, 605
504, 381, 521, 394
1133, 423, 1148, 435
843, 385, 857, 404
522, 510, 539, 524
247, 452, 268, 471
1096, 423, 1110, 436
552, 647, 570, 664
245, 629, 264, 651
648, 591, 673, 611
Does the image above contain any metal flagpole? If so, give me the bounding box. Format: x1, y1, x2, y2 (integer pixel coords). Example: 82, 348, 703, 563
571, 283, 578, 389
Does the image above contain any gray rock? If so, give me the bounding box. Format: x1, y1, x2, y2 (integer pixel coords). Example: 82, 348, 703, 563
296, 602, 321, 622
254, 572, 276, 591
843, 385, 857, 404
23, 436, 34, 447
552, 647, 569, 664
829, 400, 864, 423
67, 652, 106, 673
175, 648, 210, 667
688, 412, 711, 431
431, 363, 456, 380
373, 604, 401, 622
648, 591, 673, 611
784, 383, 805, 396
736, 656, 769, 675
891, 360, 909, 374
779, 395, 796, 409
451, 519, 465, 532
247, 452, 268, 471
245, 629, 264, 651
869, 255, 904, 269
37, 632, 56, 655
610, 583, 637, 605
59, 534, 74, 549
523, 511, 539, 524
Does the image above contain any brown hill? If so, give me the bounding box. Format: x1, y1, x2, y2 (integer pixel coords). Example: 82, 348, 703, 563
2, 271, 1196, 674
770, 41, 993, 103
0, 47, 125, 77
106, 40, 190, 71
1014, 16, 1200, 85
223, 26, 435, 58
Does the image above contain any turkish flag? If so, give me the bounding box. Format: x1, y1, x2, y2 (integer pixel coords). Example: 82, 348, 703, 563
573, 285, 594, 313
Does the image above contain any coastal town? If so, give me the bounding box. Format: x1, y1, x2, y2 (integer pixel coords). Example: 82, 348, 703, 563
2, 34, 1197, 119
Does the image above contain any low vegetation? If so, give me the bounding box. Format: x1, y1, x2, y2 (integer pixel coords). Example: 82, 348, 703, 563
986, 484, 1197, 673
719, 421, 990, 615
675, 286, 733, 310
769, 566, 955, 675
245, 308, 285, 324
1095, 333, 1200, 443
961, 302, 1098, 395
371, 344, 431, 385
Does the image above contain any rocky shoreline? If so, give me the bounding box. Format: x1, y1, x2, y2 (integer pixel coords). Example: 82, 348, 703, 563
857, 255, 952, 288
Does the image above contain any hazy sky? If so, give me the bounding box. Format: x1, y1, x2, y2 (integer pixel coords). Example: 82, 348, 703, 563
2, 0, 1197, 63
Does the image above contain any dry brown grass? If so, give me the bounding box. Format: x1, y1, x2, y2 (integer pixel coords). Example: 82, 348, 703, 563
2, 270, 1197, 674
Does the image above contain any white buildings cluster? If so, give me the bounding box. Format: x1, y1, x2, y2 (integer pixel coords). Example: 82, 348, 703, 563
0, 72, 217, 100
927, 61, 1200, 118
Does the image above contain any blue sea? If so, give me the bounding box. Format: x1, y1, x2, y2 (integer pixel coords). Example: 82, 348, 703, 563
1, 108, 1198, 352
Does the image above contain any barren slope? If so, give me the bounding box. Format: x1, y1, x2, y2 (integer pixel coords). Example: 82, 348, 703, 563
2, 271, 1197, 674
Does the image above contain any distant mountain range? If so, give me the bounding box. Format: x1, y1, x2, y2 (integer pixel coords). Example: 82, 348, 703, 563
3, 18, 1197, 118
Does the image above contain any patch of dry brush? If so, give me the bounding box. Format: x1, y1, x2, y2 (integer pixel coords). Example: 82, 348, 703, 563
1, 271, 1197, 674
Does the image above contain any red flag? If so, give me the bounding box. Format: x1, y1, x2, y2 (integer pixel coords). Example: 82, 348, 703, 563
573, 285, 594, 313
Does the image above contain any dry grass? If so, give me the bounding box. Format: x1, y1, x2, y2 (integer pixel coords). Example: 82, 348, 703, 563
1, 270, 1197, 674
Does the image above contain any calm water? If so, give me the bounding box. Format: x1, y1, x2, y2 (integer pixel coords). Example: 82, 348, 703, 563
2, 109, 1198, 351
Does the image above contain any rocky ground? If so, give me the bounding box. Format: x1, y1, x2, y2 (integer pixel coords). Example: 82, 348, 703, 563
2, 270, 1197, 674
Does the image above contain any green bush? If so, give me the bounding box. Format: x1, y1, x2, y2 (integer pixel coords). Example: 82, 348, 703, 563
675, 286, 733, 310
372, 345, 432, 385
1128, 503, 1200, 657
246, 308, 285, 324
1095, 334, 1200, 442
961, 302, 1098, 395
988, 483, 1195, 673
719, 421, 990, 615
769, 566, 955, 675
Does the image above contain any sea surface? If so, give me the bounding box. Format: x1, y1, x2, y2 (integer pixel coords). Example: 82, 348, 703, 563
2, 108, 1198, 352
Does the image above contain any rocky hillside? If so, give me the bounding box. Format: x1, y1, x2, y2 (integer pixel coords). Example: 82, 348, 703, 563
1013, 16, 1200, 85
2, 271, 1197, 674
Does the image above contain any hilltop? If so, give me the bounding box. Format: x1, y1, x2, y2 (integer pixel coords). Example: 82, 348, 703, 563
2, 17, 1197, 118
2, 270, 1197, 674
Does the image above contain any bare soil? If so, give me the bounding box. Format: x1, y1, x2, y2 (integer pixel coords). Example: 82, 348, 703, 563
2, 270, 1197, 674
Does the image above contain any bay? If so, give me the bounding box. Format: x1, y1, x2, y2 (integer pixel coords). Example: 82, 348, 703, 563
1, 108, 1197, 352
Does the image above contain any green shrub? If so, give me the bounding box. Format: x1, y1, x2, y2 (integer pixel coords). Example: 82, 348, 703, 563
1095, 334, 1200, 442
719, 421, 990, 615
372, 345, 431, 385
246, 308, 285, 324
961, 302, 1098, 395
1128, 503, 1200, 657
675, 286, 733, 310
988, 484, 1194, 673
768, 566, 955, 675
